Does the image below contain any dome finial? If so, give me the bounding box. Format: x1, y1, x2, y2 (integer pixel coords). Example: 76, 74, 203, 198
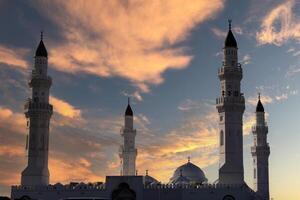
258, 92, 261, 100
146, 169, 148, 176
188, 156, 191, 163
228, 19, 232, 30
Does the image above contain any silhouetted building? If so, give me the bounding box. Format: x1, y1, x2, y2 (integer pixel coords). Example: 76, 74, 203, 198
11, 22, 270, 200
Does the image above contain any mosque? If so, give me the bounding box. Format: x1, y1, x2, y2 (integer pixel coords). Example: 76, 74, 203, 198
10, 22, 270, 200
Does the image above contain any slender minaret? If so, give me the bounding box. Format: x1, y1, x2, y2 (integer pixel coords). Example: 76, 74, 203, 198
251, 94, 270, 200
21, 32, 53, 186
216, 20, 245, 184
119, 98, 137, 176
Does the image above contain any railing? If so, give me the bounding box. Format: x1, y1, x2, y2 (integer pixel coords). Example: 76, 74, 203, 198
251, 125, 268, 132
218, 64, 242, 75
12, 183, 106, 191
24, 100, 53, 112
216, 96, 245, 105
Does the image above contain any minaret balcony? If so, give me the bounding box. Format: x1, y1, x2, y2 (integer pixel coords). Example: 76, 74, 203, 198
252, 125, 268, 133
28, 74, 52, 87
251, 145, 270, 156
24, 99, 53, 113
218, 64, 242, 79
216, 95, 245, 106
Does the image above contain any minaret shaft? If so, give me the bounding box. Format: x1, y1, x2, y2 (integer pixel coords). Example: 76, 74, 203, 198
21, 37, 53, 186
119, 104, 137, 176
216, 22, 245, 184
252, 101, 270, 200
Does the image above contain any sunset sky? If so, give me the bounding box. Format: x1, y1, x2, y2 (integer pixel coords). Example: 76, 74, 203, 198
0, 0, 300, 199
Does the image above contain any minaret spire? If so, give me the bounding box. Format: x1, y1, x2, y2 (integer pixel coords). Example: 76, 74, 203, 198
21, 33, 53, 186
228, 19, 232, 30
40, 31, 43, 40
252, 94, 270, 199
119, 99, 137, 176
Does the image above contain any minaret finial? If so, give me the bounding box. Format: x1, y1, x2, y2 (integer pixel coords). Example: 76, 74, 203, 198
228, 19, 232, 30
40, 31, 43, 41
188, 156, 191, 163
258, 92, 261, 100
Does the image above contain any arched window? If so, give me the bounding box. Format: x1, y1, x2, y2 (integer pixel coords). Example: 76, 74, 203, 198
223, 195, 235, 200
220, 130, 224, 146
112, 182, 136, 200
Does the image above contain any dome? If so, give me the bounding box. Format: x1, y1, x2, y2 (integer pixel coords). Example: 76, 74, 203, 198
143, 175, 159, 186
169, 161, 207, 184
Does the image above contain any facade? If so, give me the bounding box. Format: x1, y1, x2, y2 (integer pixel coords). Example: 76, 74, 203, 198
11, 22, 270, 200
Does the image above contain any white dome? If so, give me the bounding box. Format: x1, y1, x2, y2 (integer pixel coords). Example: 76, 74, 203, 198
143, 175, 159, 186
169, 161, 207, 184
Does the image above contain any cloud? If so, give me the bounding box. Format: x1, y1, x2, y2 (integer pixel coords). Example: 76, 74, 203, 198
211, 27, 227, 38
256, 0, 300, 46
211, 26, 243, 39
178, 99, 213, 111
50, 96, 82, 119
241, 54, 251, 65
136, 109, 219, 182
33, 0, 224, 92
122, 91, 143, 102
0, 45, 29, 69
247, 94, 273, 106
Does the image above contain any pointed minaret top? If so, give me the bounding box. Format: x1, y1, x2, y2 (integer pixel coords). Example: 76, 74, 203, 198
188, 156, 191, 163
224, 20, 237, 48
256, 93, 264, 112
125, 97, 133, 116
35, 31, 48, 57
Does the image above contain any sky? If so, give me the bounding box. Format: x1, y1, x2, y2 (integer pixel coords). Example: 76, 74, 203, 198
0, 0, 300, 199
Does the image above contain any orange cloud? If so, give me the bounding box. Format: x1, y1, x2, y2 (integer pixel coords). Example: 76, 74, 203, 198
50, 96, 82, 119
0, 106, 26, 135
0, 45, 29, 69
34, 0, 224, 92
49, 156, 103, 184
256, 0, 300, 45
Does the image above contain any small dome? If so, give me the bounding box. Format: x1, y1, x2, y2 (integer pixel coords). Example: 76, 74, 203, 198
170, 174, 190, 185
143, 175, 159, 186
256, 99, 264, 112
169, 161, 207, 184
125, 104, 133, 116
35, 40, 48, 57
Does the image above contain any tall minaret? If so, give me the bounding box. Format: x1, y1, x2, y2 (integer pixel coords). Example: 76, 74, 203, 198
119, 98, 137, 176
216, 20, 245, 184
251, 94, 270, 200
21, 32, 53, 186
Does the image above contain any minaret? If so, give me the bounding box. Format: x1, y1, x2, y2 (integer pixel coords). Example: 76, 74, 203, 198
21, 32, 53, 186
251, 94, 270, 200
216, 20, 245, 184
119, 98, 137, 176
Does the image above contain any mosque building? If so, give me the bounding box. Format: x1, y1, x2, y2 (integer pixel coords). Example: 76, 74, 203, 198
11, 21, 270, 200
